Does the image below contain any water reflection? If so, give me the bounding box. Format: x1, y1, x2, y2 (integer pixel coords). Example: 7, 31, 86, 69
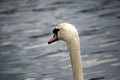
89, 77, 105, 80
0, 0, 120, 80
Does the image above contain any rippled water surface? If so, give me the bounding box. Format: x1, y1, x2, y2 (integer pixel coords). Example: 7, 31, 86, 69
0, 0, 120, 80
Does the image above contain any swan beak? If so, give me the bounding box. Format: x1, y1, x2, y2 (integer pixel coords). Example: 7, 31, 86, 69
48, 34, 58, 44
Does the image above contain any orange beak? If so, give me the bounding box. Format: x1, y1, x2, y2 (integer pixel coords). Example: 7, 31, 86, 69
48, 34, 58, 44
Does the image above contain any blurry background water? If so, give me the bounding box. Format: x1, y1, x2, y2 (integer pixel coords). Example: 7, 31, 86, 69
0, 0, 120, 80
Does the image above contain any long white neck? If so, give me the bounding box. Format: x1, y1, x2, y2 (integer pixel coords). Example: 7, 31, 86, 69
66, 37, 83, 80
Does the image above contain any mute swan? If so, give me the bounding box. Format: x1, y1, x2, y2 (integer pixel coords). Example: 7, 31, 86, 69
48, 23, 83, 80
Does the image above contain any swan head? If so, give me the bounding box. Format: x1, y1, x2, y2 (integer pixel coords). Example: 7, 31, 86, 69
48, 23, 79, 44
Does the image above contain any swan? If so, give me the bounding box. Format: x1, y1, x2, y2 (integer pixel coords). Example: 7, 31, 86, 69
48, 23, 84, 80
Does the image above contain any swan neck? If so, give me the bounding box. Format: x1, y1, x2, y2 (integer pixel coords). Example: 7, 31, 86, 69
67, 38, 83, 80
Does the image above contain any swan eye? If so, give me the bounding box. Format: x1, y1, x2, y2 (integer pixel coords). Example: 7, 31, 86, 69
53, 28, 60, 34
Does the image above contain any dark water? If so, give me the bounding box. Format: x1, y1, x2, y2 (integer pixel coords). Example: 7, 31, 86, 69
0, 0, 120, 80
